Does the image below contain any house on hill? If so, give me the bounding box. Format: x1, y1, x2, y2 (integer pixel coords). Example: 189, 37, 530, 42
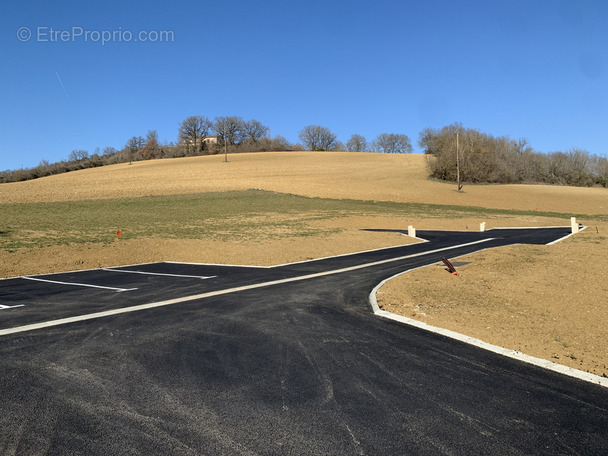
183, 135, 220, 153
202, 135, 219, 145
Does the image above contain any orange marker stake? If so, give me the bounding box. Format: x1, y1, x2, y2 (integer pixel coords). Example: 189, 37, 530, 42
117, 231, 122, 239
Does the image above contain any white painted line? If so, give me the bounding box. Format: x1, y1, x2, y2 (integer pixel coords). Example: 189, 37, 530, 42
1, 238, 494, 337
0, 261, 163, 281
0, 304, 25, 310
491, 225, 572, 229
20, 276, 137, 293
369, 263, 608, 390
163, 260, 270, 269
102, 268, 217, 280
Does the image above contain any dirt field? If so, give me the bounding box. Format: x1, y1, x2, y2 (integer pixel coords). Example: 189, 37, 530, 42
1, 152, 607, 377
2, 152, 607, 215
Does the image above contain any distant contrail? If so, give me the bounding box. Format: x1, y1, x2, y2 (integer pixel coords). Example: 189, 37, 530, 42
55, 71, 69, 98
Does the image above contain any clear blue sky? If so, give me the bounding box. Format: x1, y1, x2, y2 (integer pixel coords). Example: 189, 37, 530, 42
1, 0, 607, 170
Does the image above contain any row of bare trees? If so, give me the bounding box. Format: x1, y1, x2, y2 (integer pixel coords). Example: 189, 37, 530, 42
297, 126, 413, 154
0, 117, 290, 183
2, 118, 606, 188
177, 116, 274, 155
345, 133, 413, 153
0, 119, 415, 183
421, 123, 608, 187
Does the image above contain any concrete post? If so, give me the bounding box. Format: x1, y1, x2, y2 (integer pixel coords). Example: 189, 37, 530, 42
571, 217, 579, 234
480, 222, 486, 232
408, 225, 416, 238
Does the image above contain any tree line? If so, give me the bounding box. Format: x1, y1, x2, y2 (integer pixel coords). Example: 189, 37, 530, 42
0, 116, 413, 184
420, 123, 608, 188
298, 126, 412, 154
0, 116, 291, 183
1, 118, 606, 188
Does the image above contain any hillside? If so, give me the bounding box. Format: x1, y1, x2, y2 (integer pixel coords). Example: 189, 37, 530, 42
1, 152, 606, 215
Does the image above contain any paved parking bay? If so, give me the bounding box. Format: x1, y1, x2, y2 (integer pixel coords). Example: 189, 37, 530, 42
1, 227, 607, 455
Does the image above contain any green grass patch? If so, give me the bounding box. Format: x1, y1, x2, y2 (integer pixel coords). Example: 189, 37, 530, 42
0, 189, 604, 250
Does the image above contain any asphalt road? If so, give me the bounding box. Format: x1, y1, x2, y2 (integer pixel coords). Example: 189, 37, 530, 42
1, 227, 607, 455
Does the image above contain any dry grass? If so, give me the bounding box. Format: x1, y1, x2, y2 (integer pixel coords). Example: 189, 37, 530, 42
1, 151, 607, 377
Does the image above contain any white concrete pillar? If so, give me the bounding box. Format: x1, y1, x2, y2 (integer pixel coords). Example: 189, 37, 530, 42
480, 222, 486, 232
571, 217, 579, 234
408, 225, 416, 238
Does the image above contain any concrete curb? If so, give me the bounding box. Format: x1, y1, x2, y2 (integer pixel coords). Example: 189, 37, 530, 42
369, 263, 608, 390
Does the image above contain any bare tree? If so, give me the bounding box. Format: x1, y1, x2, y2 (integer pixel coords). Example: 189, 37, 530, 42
213, 116, 244, 162
178, 116, 212, 154
346, 134, 367, 152
123, 137, 144, 163
126, 136, 145, 154
146, 129, 159, 144
371, 133, 412, 154
213, 116, 244, 145
298, 125, 338, 151
241, 119, 269, 143
102, 146, 117, 157
68, 149, 89, 161
139, 130, 160, 160
418, 127, 444, 155
595, 155, 608, 187
515, 138, 532, 156
269, 135, 292, 151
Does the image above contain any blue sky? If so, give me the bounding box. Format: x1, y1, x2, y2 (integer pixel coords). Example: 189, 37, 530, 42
1, 0, 607, 170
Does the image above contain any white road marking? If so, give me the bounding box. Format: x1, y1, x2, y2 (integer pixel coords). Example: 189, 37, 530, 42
20, 276, 137, 292
102, 268, 217, 280
0, 261, 164, 282
0, 304, 25, 310
0, 238, 494, 337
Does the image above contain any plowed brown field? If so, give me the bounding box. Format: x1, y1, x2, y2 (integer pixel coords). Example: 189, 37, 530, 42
1, 152, 607, 377
2, 152, 607, 214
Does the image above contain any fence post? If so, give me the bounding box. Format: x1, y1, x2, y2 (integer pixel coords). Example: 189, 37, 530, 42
571, 217, 579, 234
408, 225, 416, 238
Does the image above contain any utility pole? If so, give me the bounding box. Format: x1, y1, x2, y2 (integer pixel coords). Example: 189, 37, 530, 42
224, 137, 228, 163
456, 130, 463, 191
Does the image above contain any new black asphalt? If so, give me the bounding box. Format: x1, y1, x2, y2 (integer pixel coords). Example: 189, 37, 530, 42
1, 227, 607, 455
